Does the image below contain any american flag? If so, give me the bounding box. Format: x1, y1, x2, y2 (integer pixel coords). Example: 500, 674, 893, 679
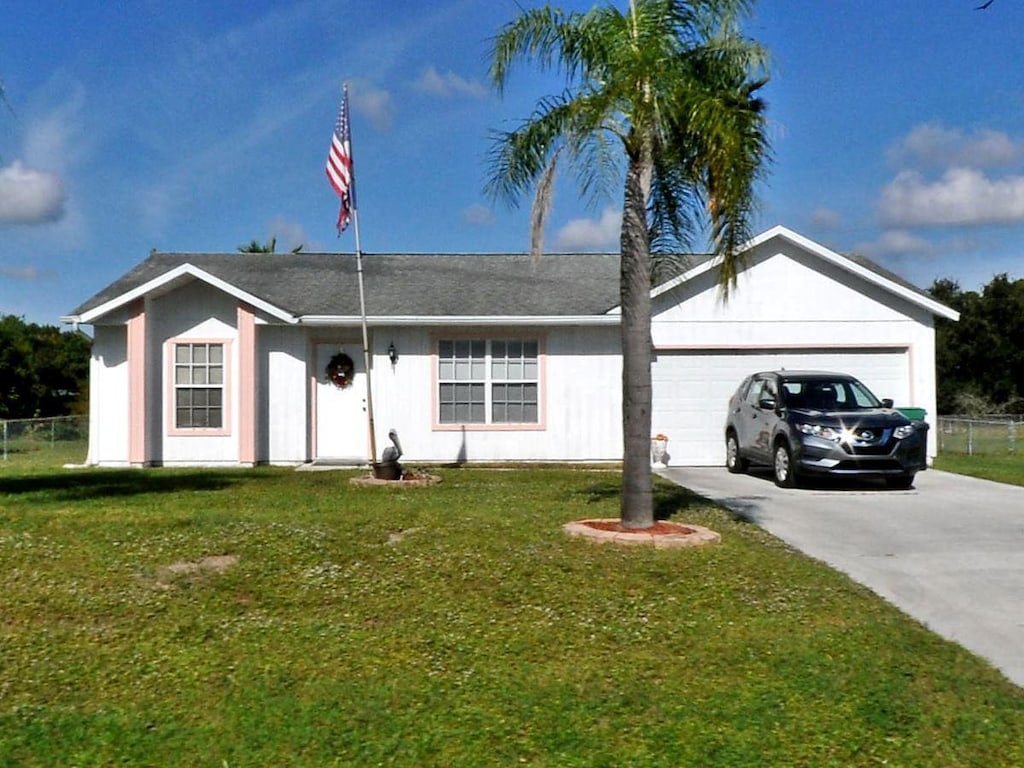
325, 88, 354, 234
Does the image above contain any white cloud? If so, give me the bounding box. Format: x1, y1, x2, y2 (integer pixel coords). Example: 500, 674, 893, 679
0, 161, 66, 225
414, 66, 487, 99
268, 215, 315, 252
854, 229, 936, 258
880, 167, 1024, 227
136, 183, 186, 236
462, 204, 494, 226
23, 83, 87, 170
0, 264, 45, 281
554, 207, 622, 250
811, 206, 842, 229
350, 82, 393, 131
888, 123, 1023, 170
0, 83, 83, 228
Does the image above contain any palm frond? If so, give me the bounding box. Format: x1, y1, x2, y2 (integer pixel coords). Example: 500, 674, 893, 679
490, 6, 598, 94
561, 91, 627, 207
485, 92, 574, 206
530, 150, 559, 261
639, 17, 769, 295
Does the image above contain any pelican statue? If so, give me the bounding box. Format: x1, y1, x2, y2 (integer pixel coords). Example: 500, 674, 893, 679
381, 429, 403, 464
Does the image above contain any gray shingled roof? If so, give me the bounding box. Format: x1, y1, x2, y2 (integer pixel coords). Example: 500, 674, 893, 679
68, 242, 941, 322
842, 251, 933, 298
69, 252, 625, 319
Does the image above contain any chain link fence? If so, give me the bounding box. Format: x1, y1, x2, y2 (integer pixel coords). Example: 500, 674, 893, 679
937, 416, 1022, 456
2, 414, 1021, 464
1, 415, 89, 463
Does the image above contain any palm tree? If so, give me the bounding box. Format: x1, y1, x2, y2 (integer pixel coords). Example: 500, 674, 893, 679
488, 0, 770, 528
237, 238, 275, 254
237, 237, 304, 254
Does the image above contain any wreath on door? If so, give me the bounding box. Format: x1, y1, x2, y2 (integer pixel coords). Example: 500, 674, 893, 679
326, 352, 355, 389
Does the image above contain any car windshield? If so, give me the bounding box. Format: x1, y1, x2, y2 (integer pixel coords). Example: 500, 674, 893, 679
780, 377, 882, 411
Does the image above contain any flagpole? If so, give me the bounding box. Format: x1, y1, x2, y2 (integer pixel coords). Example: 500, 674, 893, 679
330, 83, 377, 466
351, 198, 378, 467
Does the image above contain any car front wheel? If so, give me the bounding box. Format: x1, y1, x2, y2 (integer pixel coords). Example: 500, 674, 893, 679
726, 432, 748, 474
773, 442, 797, 488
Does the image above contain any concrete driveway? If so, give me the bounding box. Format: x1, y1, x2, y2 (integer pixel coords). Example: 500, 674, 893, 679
658, 465, 1024, 687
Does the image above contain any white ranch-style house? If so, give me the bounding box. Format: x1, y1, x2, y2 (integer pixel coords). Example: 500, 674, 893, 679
64, 226, 958, 468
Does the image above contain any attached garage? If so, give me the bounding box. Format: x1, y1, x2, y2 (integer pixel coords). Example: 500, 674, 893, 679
652, 347, 911, 466
647, 226, 958, 466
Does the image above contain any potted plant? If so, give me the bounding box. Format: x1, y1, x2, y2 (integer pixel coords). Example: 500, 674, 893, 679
651, 434, 669, 468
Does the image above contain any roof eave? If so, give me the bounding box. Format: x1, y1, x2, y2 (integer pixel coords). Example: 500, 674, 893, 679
765, 226, 961, 321
649, 225, 961, 321
72, 264, 299, 325
298, 314, 620, 327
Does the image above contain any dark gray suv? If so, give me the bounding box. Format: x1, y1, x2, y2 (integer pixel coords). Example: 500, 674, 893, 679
724, 371, 928, 489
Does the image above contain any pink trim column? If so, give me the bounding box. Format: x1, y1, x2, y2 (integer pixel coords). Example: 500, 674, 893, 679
237, 303, 256, 465
127, 300, 146, 465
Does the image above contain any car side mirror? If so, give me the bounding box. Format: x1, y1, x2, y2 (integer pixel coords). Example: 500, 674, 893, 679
759, 397, 777, 411
881, 398, 894, 409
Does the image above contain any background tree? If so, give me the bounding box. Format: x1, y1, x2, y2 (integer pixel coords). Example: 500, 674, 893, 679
0, 315, 90, 419
929, 275, 1024, 414
488, 0, 770, 528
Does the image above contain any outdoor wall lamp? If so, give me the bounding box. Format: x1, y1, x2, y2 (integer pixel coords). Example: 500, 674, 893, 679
388, 342, 398, 365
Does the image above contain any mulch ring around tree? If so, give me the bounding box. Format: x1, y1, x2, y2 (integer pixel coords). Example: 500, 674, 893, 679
563, 519, 720, 548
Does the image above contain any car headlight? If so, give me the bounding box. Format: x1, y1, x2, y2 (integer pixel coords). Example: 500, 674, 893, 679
796, 423, 843, 442
893, 424, 915, 439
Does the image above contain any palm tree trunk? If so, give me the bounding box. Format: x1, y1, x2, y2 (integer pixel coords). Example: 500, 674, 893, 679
619, 154, 654, 529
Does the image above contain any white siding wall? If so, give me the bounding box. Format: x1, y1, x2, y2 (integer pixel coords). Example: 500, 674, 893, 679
260, 325, 309, 464
543, 326, 622, 460
149, 282, 240, 465
368, 325, 622, 463
367, 327, 435, 461
653, 243, 935, 344
88, 325, 130, 466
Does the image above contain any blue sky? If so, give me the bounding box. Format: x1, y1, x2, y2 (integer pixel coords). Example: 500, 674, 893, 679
2, 0, 1023, 325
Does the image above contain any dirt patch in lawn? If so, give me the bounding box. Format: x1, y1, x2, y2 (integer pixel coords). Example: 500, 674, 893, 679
349, 472, 442, 488
150, 554, 239, 590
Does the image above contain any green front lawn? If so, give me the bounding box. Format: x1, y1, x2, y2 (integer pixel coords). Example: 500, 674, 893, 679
934, 453, 1024, 487
0, 437, 88, 471
1, 464, 1022, 767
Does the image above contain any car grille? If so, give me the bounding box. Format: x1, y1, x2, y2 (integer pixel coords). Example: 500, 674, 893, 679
843, 442, 895, 456
841, 427, 896, 456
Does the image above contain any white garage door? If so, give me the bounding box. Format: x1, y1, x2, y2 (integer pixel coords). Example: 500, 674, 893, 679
651, 348, 911, 466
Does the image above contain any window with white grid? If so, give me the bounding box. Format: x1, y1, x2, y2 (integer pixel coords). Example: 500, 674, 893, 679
437, 339, 539, 425
174, 342, 224, 429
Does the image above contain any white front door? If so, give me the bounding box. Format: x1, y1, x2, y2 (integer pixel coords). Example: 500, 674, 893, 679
313, 343, 370, 462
